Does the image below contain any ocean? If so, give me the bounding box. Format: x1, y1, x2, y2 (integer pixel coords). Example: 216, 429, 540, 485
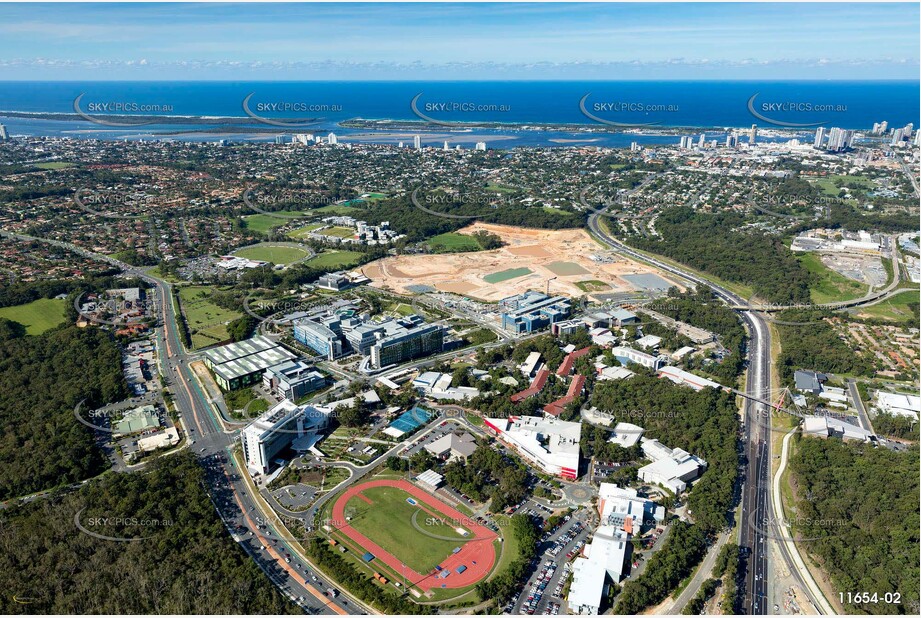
0, 81, 917, 147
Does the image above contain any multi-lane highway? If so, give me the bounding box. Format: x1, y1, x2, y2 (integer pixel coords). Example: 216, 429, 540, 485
584, 212, 820, 615
0, 231, 361, 615
142, 266, 368, 615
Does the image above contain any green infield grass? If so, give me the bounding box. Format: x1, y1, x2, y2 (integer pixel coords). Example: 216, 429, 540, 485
342, 485, 470, 573
304, 250, 364, 270
233, 244, 310, 264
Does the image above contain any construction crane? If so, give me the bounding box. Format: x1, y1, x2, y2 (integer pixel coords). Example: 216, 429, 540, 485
546, 276, 557, 295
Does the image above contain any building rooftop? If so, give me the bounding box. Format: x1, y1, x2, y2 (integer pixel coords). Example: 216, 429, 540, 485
416, 469, 444, 487
794, 369, 827, 392
425, 432, 478, 459
609, 422, 644, 448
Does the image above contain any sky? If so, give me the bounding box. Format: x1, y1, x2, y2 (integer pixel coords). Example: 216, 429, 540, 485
0, 2, 917, 80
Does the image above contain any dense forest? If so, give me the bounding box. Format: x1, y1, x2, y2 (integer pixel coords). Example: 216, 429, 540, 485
0, 454, 297, 614
775, 312, 874, 382
0, 272, 128, 308
591, 373, 739, 533
628, 206, 812, 304
0, 323, 128, 500
787, 437, 919, 615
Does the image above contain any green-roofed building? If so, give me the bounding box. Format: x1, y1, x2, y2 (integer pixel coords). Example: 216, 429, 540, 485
114, 405, 161, 436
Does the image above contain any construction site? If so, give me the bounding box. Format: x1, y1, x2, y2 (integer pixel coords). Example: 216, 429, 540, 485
362, 223, 682, 302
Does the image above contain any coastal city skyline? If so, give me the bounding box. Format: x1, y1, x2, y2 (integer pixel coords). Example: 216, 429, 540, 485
0, 3, 918, 618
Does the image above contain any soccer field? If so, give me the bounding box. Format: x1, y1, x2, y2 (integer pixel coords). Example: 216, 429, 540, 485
342, 486, 470, 574
233, 244, 310, 264
0, 298, 67, 335
304, 250, 364, 270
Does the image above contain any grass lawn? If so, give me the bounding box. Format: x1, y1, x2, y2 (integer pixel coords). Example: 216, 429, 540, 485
798, 253, 868, 304
575, 279, 611, 292
304, 250, 364, 270
34, 161, 76, 170
854, 291, 920, 322
483, 267, 533, 284
811, 174, 873, 198
313, 204, 364, 216
146, 266, 183, 284
233, 244, 310, 264
0, 298, 67, 335
427, 232, 482, 253
321, 226, 358, 239
385, 301, 416, 317
490, 514, 522, 578
286, 223, 325, 239
243, 212, 306, 234
342, 485, 470, 573
177, 285, 241, 349
321, 466, 352, 490
224, 388, 268, 419
485, 183, 515, 193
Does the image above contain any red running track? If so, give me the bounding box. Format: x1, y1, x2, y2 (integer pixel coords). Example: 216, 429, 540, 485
330, 479, 498, 591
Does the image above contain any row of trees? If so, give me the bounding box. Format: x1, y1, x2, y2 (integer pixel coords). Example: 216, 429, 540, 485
474, 514, 541, 606
614, 520, 708, 614
304, 537, 432, 615
713, 542, 742, 613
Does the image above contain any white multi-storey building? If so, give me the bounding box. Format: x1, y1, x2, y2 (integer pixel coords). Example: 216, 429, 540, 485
241, 400, 329, 475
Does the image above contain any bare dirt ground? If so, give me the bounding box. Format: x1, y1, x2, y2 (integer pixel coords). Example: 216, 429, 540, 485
362, 223, 682, 301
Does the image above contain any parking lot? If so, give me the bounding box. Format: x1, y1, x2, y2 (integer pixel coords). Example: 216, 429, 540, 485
508, 513, 590, 616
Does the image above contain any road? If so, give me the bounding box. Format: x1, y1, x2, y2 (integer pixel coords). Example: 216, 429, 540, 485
901, 162, 920, 197
846, 379, 875, 435
584, 213, 820, 615
0, 231, 360, 615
